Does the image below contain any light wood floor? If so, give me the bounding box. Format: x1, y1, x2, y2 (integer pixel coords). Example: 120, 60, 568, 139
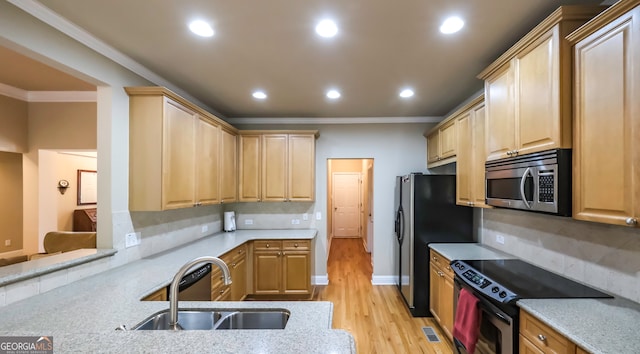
314, 238, 454, 354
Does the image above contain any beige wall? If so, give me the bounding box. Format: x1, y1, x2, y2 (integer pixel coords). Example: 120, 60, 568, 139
481, 208, 640, 303
0, 95, 28, 153
0, 151, 23, 253
22, 102, 97, 254
56, 153, 97, 231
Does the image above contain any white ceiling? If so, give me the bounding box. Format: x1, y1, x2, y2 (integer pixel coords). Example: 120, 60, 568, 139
18, 0, 607, 118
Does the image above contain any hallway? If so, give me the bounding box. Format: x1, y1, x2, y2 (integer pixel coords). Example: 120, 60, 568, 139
314, 238, 453, 354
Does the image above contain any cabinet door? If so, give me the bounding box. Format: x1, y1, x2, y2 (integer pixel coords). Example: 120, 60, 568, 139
519, 335, 545, 354
162, 99, 196, 209
282, 251, 311, 294
229, 255, 247, 301
288, 134, 315, 201
439, 119, 457, 159
253, 251, 281, 294
427, 131, 440, 163
485, 63, 515, 161
472, 103, 489, 207
429, 262, 442, 323
516, 28, 561, 155
220, 129, 237, 203
573, 9, 638, 226
195, 118, 220, 205
440, 272, 455, 342
239, 134, 261, 202
456, 111, 473, 206
262, 134, 288, 201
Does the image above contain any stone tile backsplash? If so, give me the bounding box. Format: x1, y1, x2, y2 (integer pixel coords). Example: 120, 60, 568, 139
227, 202, 320, 230
481, 208, 640, 303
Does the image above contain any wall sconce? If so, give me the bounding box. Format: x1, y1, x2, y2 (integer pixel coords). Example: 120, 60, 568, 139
57, 179, 70, 194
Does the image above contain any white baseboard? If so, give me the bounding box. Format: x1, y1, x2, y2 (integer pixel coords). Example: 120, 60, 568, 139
371, 275, 397, 285
312, 275, 329, 285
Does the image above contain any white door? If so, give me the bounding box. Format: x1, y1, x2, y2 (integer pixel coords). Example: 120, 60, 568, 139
332, 173, 360, 237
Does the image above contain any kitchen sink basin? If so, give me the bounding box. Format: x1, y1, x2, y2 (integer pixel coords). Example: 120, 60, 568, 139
213, 310, 290, 330
134, 310, 223, 330
132, 309, 289, 330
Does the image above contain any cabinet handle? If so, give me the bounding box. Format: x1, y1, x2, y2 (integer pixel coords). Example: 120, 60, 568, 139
432, 256, 438, 262
446, 266, 451, 271
294, 243, 299, 248
232, 263, 237, 268
282, 252, 286, 256
437, 271, 444, 277
537, 334, 547, 342
266, 244, 270, 248
278, 251, 282, 256
220, 289, 225, 294
626, 217, 638, 226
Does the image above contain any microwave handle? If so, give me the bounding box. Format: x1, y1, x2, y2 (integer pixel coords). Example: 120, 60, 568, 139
520, 167, 533, 209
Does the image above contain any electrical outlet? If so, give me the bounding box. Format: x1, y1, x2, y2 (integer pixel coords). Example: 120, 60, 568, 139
4, 239, 10, 247
245, 219, 253, 225
201, 225, 208, 233
125, 232, 140, 248
291, 219, 296, 225
496, 234, 505, 245
302, 213, 309, 221
316, 212, 322, 220
294, 219, 300, 225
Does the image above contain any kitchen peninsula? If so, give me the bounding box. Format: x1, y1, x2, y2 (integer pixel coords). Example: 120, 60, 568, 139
0, 230, 355, 353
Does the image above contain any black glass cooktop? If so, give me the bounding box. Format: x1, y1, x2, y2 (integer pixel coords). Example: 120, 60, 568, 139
461, 259, 612, 299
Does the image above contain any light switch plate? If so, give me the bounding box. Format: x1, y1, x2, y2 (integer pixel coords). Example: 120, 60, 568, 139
496, 234, 505, 245
316, 212, 322, 220
303, 213, 309, 221
201, 225, 208, 233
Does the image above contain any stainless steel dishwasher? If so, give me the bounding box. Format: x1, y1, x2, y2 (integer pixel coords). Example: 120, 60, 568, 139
166, 263, 212, 301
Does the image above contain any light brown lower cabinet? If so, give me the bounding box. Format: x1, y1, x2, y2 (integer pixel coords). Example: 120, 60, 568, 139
520, 310, 581, 354
252, 239, 312, 296
429, 249, 455, 342
215, 243, 247, 301
141, 287, 167, 301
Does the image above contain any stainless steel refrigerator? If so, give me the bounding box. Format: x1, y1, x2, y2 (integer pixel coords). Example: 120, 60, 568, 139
394, 173, 473, 317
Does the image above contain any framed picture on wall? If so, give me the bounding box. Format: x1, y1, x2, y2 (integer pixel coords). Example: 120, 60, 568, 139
77, 169, 97, 205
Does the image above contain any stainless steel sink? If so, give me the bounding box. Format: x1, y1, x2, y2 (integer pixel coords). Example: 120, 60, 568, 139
213, 310, 290, 330
132, 309, 289, 330
134, 310, 224, 330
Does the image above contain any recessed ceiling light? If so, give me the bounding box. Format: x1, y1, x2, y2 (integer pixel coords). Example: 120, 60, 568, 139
252, 91, 267, 99
399, 89, 415, 98
316, 19, 338, 38
326, 89, 341, 99
440, 16, 464, 34
189, 20, 214, 37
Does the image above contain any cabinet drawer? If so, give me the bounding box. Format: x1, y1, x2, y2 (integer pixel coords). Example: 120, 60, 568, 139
254, 240, 282, 251
283, 240, 310, 251
520, 311, 576, 354
220, 244, 247, 264
429, 249, 453, 277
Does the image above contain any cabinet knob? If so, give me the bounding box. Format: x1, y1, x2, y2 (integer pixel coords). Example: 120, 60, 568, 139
266, 244, 270, 248
432, 256, 438, 262
220, 289, 225, 294
537, 334, 547, 342
437, 271, 444, 277
626, 217, 638, 226
294, 243, 299, 248
232, 263, 236, 268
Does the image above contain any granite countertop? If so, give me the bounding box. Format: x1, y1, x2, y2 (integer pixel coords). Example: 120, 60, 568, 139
518, 298, 640, 354
0, 229, 356, 353
428, 242, 517, 261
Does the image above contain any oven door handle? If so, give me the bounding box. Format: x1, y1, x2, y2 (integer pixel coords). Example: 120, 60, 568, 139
492, 310, 510, 325
520, 167, 533, 209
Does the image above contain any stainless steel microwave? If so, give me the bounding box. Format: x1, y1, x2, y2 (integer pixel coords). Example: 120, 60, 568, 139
485, 149, 571, 216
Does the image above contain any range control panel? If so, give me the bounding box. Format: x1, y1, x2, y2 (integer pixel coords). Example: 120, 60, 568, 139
451, 260, 518, 304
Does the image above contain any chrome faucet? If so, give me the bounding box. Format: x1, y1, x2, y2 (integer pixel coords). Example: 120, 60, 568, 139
169, 256, 232, 330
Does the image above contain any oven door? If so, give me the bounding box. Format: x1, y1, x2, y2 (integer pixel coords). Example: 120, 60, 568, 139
453, 277, 517, 354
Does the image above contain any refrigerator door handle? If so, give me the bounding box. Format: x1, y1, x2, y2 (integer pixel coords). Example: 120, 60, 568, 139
397, 208, 405, 244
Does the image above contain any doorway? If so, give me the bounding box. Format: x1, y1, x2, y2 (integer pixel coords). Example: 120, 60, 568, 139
326, 158, 374, 268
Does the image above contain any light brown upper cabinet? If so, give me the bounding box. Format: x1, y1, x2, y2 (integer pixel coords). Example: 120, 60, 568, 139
220, 127, 237, 203
126, 87, 238, 211
479, 5, 606, 162
238, 131, 318, 202
425, 118, 457, 168
455, 95, 491, 208
567, 1, 640, 228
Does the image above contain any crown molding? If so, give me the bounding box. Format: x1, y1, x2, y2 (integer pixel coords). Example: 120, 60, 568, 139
8, 0, 224, 116
0, 83, 96, 102
226, 116, 442, 125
